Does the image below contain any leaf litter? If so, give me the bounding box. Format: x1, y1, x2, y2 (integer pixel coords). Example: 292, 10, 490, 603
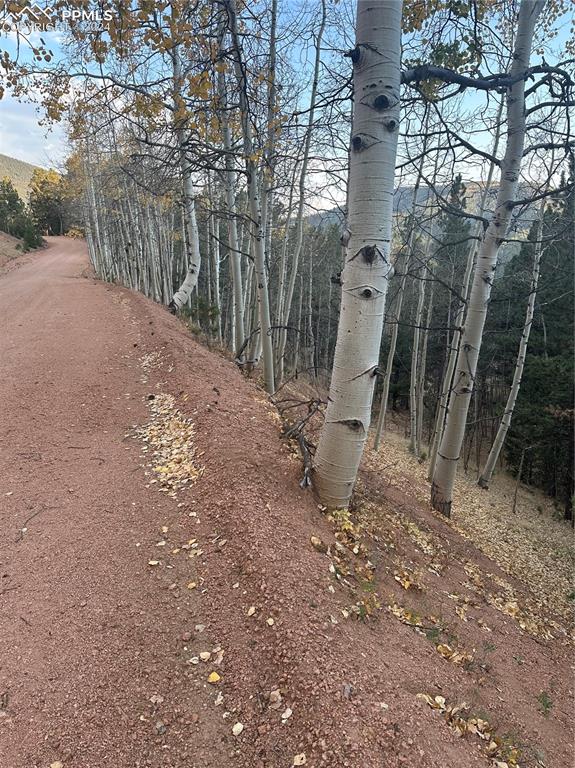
417, 693, 521, 767
134, 392, 203, 497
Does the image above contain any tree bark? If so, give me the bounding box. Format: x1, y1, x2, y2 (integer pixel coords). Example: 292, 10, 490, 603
431, 0, 544, 517
478, 201, 545, 488
409, 264, 426, 456
169, 48, 201, 312
427, 100, 504, 481
313, 0, 402, 508
373, 170, 425, 450
226, 0, 275, 393
275, 0, 326, 383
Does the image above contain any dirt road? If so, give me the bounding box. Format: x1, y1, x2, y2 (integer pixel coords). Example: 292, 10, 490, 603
0, 239, 230, 767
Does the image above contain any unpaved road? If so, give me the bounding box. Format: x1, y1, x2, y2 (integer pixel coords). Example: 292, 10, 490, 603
0, 239, 229, 767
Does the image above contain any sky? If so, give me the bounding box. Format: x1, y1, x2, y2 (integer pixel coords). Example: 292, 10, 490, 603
0, 4, 572, 171
0, 94, 67, 168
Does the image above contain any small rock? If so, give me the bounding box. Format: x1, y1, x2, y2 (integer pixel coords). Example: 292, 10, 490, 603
155, 720, 166, 734
269, 689, 282, 709
232, 722, 244, 737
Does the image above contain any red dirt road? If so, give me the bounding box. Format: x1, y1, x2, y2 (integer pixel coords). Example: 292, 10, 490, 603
1, 239, 572, 768
0, 239, 230, 767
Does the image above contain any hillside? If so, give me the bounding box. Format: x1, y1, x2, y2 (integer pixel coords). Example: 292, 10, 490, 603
0, 152, 42, 200
0, 230, 24, 269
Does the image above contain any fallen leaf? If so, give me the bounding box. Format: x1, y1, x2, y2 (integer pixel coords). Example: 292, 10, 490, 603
293, 755, 306, 766
207, 672, 221, 684
247, 606, 256, 617
148, 560, 160, 566
232, 722, 244, 736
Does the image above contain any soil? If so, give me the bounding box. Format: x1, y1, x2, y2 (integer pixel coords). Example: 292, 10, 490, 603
0, 231, 26, 270
1, 237, 572, 768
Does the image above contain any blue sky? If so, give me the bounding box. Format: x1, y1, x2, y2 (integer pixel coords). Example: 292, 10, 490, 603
0, 94, 67, 168
0, 18, 67, 168
0, 4, 572, 171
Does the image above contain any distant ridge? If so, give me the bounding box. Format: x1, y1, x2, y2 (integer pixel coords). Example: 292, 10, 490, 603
0, 153, 43, 200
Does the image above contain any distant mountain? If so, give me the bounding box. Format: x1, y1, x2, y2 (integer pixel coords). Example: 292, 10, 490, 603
307, 181, 537, 229
0, 153, 43, 200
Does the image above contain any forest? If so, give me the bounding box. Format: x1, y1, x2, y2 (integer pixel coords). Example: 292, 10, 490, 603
1, 0, 573, 515
1, 1, 574, 767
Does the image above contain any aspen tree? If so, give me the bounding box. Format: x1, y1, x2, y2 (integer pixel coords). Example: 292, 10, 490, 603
313, 0, 403, 508
478, 198, 546, 488
275, 0, 327, 383
427, 101, 504, 481
431, 0, 545, 517
169, 48, 202, 312
225, 0, 275, 392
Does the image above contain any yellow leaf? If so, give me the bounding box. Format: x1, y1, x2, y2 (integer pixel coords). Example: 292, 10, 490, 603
207, 672, 221, 684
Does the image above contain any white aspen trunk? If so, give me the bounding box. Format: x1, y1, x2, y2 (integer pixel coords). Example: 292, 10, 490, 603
275, 0, 326, 381
427, 100, 504, 481
478, 202, 545, 487
275, 162, 298, 322
373, 147, 428, 451
431, 0, 544, 517
312, 0, 402, 509
212, 209, 222, 343
294, 274, 303, 371
226, 0, 275, 393
275, 161, 300, 382
409, 263, 426, 455
217, 35, 245, 355
324, 278, 333, 371
417, 278, 434, 455
169, 48, 201, 312
243, 257, 254, 340
261, 0, 277, 268
305, 245, 315, 375
373, 247, 409, 450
